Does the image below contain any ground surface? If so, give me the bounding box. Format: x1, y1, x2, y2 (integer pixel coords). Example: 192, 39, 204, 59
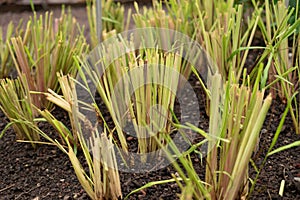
0, 3, 300, 200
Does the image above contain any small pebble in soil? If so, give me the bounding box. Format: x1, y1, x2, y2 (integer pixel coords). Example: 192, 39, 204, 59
294, 177, 300, 191
127, 136, 134, 141
63, 195, 71, 200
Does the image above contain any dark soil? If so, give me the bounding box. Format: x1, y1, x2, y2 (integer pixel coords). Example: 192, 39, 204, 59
249, 96, 300, 200
0, 109, 88, 200
0, 3, 300, 200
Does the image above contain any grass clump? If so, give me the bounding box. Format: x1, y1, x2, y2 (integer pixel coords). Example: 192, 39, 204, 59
77, 31, 196, 161
8, 7, 88, 110
0, 76, 40, 148
155, 68, 272, 199
0, 22, 16, 78
39, 74, 122, 200
133, 0, 197, 36
86, 0, 129, 47
249, 0, 300, 133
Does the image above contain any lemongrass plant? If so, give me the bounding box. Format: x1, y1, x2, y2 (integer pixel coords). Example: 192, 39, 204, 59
207, 72, 271, 199
154, 64, 272, 199
86, 0, 129, 47
126, 49, 183, 156
251, 0, 300, 133
8, 7, 88, 111
133, 0, 258, 117
133, 0, 197, 36
194, 1, 259, 82
0, 22, 15, 78
0, 75, 40, 148
67, 131, 122, 200
37, 74, 122, 200
78, 42, 190, 159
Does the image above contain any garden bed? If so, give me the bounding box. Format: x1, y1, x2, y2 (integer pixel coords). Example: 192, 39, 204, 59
0, 2, 300, 200
1, 84, 300, 199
